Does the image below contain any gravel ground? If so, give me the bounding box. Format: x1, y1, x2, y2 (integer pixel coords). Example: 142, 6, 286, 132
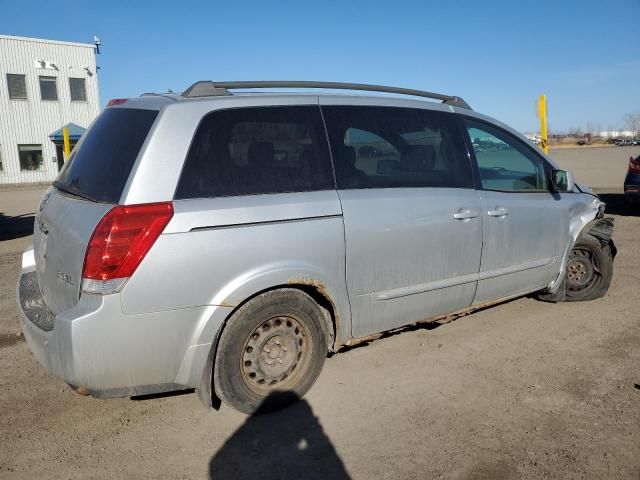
0, 146, 638, 479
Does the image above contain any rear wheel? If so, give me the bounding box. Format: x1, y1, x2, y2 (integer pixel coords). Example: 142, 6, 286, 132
214, 289, 328, 414
564, 234, 613, 302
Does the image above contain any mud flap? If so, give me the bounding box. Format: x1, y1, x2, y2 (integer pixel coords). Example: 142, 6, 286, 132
197, 342, 222, 410
538, 277, 566, 303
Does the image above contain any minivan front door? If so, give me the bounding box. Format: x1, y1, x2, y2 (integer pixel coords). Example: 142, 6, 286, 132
463, 118, 566, 305
322, 104, 482, 339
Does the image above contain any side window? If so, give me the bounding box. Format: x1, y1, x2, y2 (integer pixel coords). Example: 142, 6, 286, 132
39, 76, 58, 101
175, 106, 334, 199
18, 145, 43, 171
322, 106, 472, 189
344, 128, 400, 178
69, 78, 87, 101
464, 119, 548, 192
7, 74, 27, 99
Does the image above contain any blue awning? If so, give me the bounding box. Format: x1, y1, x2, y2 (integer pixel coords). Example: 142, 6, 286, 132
49, 123, 86, 142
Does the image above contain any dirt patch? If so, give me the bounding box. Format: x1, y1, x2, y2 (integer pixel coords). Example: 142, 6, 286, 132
0, 183, 638, 479
0, 333, 25, 349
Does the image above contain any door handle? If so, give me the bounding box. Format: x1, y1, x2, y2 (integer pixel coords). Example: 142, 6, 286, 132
453, 208, 478, 220
487, 207, 509, 217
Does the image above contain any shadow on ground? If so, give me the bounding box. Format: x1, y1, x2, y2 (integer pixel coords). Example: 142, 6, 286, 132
209, 392, 350, 480
0, 213, 35, 241
599, 194, 640, 217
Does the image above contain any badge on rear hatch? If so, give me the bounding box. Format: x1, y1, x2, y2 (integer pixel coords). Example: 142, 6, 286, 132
56, 271, 74, 287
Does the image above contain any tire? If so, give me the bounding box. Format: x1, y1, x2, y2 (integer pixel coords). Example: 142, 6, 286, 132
564, 234, 613, 302
213, 288, 328, 414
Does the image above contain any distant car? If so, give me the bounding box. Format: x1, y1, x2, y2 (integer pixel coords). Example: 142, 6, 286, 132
616, 139, 633, 146
624, 154, 640, 203
576, 139, 590, 146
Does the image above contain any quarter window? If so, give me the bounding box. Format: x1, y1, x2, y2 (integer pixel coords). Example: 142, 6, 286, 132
39, 76, 58, 101
6, 74, 27, 99
465, 119, 548, 192
322, 106, 472, 189
69, 78, 87, 101
175, 106, 334, 199
18, 145, 43, 171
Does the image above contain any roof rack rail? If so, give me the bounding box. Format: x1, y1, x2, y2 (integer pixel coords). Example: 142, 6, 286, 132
140, 92, 180, 100
181, 81, 472, 109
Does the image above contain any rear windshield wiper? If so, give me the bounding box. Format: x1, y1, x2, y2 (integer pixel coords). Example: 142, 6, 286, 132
53, 181, 99, 203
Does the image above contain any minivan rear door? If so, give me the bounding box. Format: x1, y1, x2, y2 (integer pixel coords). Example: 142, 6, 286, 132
35, 107, 158, 315
321, 103, 482, 338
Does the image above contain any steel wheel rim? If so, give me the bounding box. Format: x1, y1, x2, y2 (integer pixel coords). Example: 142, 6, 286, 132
567, 248, 598, 292
241, 315, 310, 394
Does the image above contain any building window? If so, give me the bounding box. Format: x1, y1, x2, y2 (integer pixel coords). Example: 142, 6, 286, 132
18, 145, 43, 171
6, 74, 27, 99
69, 78, 87, 101
39, 76, 58, 101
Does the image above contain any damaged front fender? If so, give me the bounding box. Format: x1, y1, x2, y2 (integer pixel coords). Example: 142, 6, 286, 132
540, 194, 615, 301
584, 217, 617, 258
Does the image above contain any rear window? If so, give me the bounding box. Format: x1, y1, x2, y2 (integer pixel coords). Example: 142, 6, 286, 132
175, 106, 334, 199
55, 108, 158, 203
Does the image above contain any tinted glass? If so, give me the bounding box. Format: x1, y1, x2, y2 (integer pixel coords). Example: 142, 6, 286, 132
69, 78, 87, 101
55, 108, 158, 203
39, 76, 58, 101
465, 119, 548, 192
7, 74, 27, 99
176, 106, 333, 199
322, 106, 472, 189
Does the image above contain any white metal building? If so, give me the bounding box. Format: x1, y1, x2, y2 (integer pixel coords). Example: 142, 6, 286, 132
0, 35, 100, 185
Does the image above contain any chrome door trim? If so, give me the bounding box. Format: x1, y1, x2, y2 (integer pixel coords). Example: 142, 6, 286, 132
372, 272, 479, 301
478, 256, 556, 281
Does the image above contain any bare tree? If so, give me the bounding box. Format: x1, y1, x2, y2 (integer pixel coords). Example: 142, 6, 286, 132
568, 126, 583, 138
623, 113, 640, 139
585, 122, 594, 134
585, 122, 595, 139
595, 123, 602, 140
607, 125, 616, 138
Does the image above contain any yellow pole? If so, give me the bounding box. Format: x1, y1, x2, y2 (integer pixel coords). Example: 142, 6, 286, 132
537, 94, 549, 154
62, 127, 71, 161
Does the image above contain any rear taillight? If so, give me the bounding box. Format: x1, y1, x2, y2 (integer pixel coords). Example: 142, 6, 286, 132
629, 156, 640, 174
82, 202, 173, 294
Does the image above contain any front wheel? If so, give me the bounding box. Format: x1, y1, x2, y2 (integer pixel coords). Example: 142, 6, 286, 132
214, 289, 328, 414
564, 234, 613, 301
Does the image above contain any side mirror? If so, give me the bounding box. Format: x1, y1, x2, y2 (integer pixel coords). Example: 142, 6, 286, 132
551, 169, 575, 192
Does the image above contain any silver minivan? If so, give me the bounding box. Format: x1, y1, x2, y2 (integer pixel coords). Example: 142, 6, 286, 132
17, 81, 615, 414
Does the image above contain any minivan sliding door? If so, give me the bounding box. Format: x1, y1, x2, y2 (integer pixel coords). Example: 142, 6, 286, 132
321, 103, 482, 338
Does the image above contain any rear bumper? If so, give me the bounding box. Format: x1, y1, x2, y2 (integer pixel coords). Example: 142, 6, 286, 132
17, 248, 231, 398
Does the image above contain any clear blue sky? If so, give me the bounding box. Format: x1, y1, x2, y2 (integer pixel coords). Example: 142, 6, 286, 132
2, 0, 638, 133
